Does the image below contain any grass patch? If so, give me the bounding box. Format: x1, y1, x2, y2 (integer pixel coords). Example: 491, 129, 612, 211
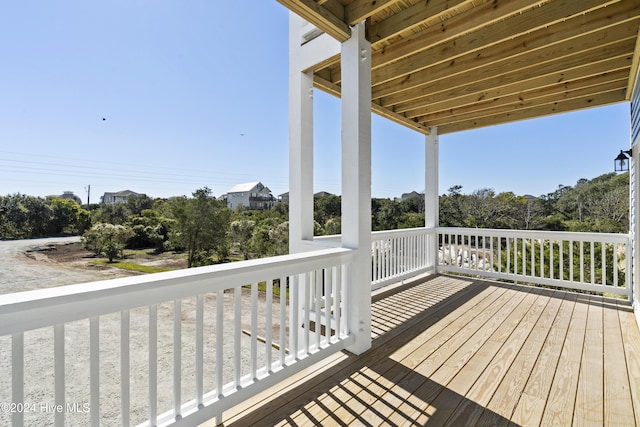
92, 260, 174, 274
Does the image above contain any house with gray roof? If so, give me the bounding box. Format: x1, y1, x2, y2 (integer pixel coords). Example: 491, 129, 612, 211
101, 190, 144, 204
225, 182, 274, 210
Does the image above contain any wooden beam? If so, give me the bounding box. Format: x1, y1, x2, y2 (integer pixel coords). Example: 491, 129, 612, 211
346, 0, 402, 24
317, 0, 345, 21
437, 90, 626, 134
277, 0, 350, 42
625, 26, 640, 100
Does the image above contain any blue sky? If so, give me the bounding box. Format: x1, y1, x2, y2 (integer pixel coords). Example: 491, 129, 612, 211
0, 1, 631, 202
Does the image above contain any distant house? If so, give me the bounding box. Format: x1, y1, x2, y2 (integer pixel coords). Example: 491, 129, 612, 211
279, 192, 289, 203
400, 191, 423, 201
226, 182, 274, 210
101, 190, 144, 204
314, 191, 334, 198
53, 191, 82, 204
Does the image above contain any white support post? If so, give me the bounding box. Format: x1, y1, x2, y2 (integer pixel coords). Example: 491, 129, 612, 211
341, 21, 372, 355
289, 13, 315, 254
425, 127, 439, 227
425, 127, 439, 271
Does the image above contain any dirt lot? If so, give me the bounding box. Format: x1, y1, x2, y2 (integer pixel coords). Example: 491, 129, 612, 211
24, 241, 188, 272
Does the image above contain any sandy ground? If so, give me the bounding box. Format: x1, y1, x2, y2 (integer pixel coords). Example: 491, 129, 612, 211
0, 237, 138, 295
0, 238, 284, 426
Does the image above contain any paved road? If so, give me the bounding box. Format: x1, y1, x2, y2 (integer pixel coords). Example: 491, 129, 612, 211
0, 236, 125, 295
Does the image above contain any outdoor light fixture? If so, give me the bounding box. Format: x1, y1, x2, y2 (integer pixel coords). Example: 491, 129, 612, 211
615, 149, 633, 172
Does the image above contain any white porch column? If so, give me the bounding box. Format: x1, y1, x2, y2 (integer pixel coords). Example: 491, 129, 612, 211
341, 21, 372, 355
288, 14, 315, 254
425, 127, 439, 228
425, 127, 439, 271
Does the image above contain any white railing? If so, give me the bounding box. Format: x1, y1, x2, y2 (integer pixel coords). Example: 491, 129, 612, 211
0, 247, 355, 427
437, 227, 632, 298
371, 228, 436, 289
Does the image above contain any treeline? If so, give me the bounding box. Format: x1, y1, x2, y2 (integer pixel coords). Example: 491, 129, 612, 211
0, 172, 629, 266
0, 194, 90, 238
439, 172, 629, 233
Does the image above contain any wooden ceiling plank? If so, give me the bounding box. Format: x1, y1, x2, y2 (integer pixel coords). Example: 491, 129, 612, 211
422, 78, 628, 127
372, 0, 547, 72
389, 40, 634, 114
368, 0, 470, 44
374, 0, 619, 75
438, 90, 626, 134
346, 0, 403, 24
372, 1, 639, 90
415, 70, 629, 121
276, 0, 350, 42
403, 57, 632, 118
377, 18, 640, 107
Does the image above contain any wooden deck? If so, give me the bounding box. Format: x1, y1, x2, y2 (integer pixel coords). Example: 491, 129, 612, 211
215, 274, 640, 426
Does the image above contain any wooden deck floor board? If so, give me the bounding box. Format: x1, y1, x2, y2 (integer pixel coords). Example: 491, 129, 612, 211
510, 292, 578, 426
603, 297, 635, 426
617, 300, 640, 426
441, 287, 553, 426
317, 281, 506, 427
573, 295, 604, 427
327, 281, 505, 426
216, 275, 640, 427
539, 292, 589, 426
477, 290, 566, 427
389, 286, 536, 426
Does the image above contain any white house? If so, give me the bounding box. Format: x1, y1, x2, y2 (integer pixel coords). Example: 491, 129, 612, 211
100, 189, 144, 204
225, 182, 274, 210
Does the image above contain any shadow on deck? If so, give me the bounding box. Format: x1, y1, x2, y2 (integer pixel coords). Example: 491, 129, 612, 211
210, 274, 640, 426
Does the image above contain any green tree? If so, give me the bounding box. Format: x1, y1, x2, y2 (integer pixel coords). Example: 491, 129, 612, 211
93, 203, 130, 225
127, 209, 173, 252
168, 187, 231, 267
372, 198, 402, 231
82, 223, 134, 261
269, 221, 289, 256
314, 194, 341, 225
230, 219, 256, 259
439, 185, 466, 227
126, 194, 154, 215
48, 197, 91, 235
323, 217, 341, 235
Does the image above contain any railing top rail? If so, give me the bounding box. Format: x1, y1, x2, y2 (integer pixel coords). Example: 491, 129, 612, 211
436, 227, 631, 243
372, 227, 435, 239
0, 247, 355, 336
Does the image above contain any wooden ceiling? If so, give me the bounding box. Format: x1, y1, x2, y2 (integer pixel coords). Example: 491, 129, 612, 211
277, 0, 640, 135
